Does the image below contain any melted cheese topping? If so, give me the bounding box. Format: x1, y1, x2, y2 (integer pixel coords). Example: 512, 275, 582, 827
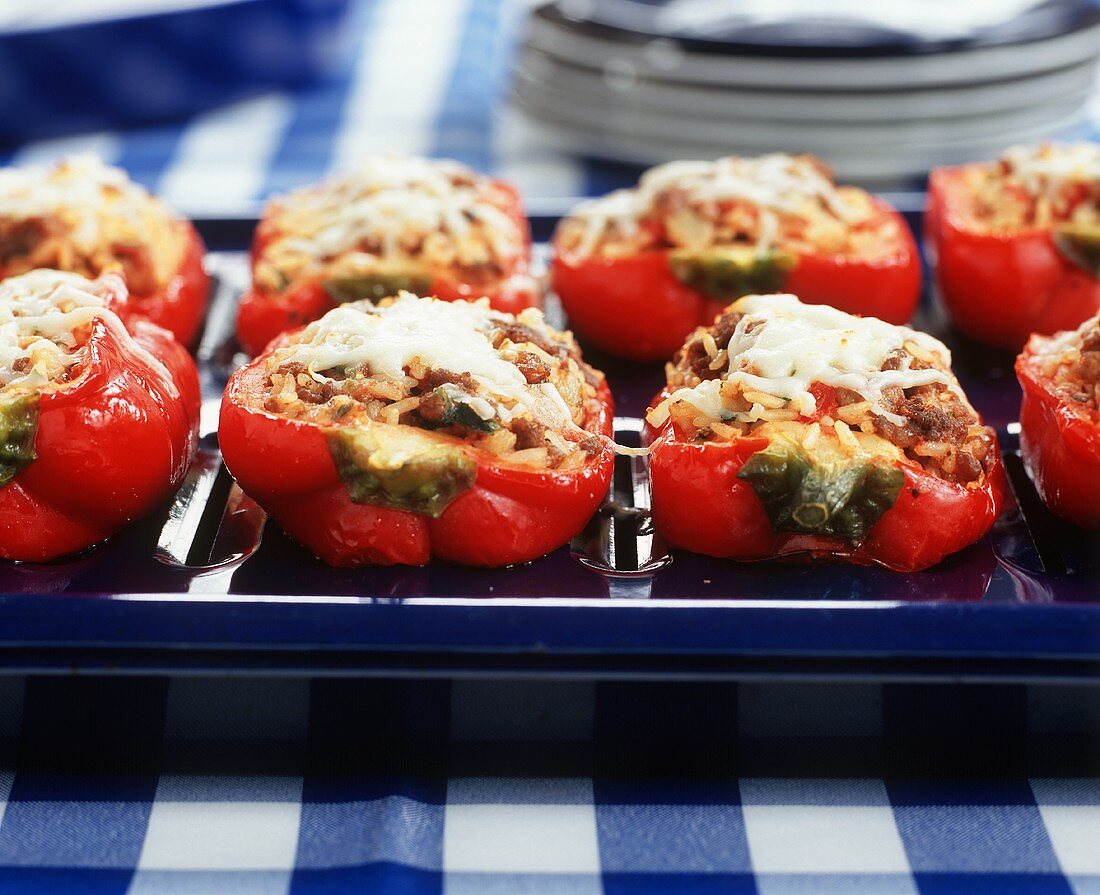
1001, 143, 1100, 194
258, 156, 524, 287
0, 269, 126, 393
0, 155, 185, 288
272, 292, 571, 425
566, 154, 863, 257
1031, 312, 1096, 360
660, 294, 961, 426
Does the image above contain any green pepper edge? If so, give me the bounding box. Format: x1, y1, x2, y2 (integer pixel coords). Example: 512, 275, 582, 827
669, 247, 797, 300
0, 392, 39, 489
436, 387, 498, 434
323, 426, 478, 519
1052, 225, 1100, 278
323, 272, 436, 305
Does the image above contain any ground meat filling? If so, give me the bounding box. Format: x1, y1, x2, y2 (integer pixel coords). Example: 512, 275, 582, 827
1079, 330, 1100, 399
489, 320, 603, 389
490, 321, 571, 362
679, 310, 746, 382
0, 218, 50, 265
515, 352, 551, 384
1028, 314, 1100, 412
261, 297, 606, 472
661, 304, 997, 486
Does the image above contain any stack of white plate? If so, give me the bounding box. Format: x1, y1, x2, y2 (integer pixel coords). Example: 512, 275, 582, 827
512, 0, 1100, 184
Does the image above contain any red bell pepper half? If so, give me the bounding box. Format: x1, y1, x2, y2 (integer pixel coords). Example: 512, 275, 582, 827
1016, 337, 1100, 528
219, 348, 615, 567
235, 180, 539, 356
927, 165, 1100, 351
0, 315, 200, 562
643, 391, 1005, 573
120, 222, 211, 348
551, 197, 920, 363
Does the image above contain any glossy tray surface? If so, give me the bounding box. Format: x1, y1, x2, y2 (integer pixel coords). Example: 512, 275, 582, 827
0, 214, 1096, 679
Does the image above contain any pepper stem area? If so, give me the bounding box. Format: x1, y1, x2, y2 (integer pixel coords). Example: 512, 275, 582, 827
738, 440, 904, 545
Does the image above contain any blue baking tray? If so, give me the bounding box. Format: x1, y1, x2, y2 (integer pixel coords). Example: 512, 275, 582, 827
0, 209, 1096, 680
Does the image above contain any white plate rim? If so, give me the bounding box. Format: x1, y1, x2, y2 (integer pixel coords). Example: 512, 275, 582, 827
526, 15, 1100, 89
515, 46, 1099, 121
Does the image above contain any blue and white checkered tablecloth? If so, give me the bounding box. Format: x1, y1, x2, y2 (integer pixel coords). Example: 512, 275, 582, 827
0, 676, 1095, 893
0, 0, 643, 217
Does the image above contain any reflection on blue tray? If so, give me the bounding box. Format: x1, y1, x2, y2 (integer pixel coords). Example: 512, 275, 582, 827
0, 0, 350, 142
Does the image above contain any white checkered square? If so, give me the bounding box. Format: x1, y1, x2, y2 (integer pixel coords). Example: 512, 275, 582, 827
445, 872, 603, 894
138, 775, 302, 871
743, 806, 910, 874
444, 778, 599, 874
0, 769, 13, 830
128, 869, 292, 894
1037, 807, 1100, 875
1032, 778, 1100, 875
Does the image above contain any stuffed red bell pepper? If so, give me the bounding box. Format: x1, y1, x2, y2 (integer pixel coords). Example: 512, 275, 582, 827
643, 293, 1005, 572
927, 142, 1100, 350
221, 291, 614, 567
551, 153, 920, 362
236, 156, 540, 356
0, 155, 210, 346
1015, 311, 1100, 527
0, 269, 200, 562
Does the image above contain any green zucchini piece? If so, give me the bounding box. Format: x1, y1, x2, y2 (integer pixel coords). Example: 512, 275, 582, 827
325, 425, 476, 518
669, 246, 796, 300
738, 441, 904, 545
436, 387, 498, 433
0, 393, 38, 488
323, 270, 434, 304
1053, 224, 1100, 277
